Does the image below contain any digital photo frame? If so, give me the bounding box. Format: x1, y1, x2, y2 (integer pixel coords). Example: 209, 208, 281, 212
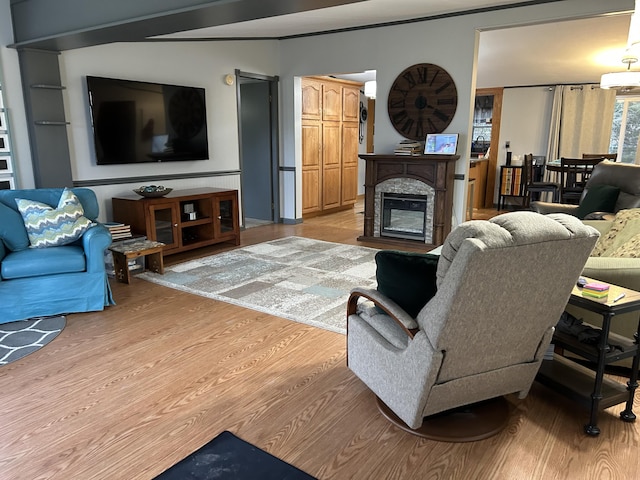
424, 133, 459, 155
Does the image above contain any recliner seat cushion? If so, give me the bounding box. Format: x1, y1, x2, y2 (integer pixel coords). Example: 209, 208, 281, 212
1, 246, 86, 280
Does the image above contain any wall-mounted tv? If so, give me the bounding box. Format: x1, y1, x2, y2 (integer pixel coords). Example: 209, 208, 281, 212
86, 76, 209, 165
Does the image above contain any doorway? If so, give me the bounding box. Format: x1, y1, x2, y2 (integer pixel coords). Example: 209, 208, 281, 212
237, 70, 279, 227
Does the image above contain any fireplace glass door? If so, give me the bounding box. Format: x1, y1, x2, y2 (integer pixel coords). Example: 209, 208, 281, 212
381, 193, 428, 241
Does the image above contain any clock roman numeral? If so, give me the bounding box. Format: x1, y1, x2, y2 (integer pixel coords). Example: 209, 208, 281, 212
434, 109, 450, 122
415, 118, 425, 139
392, 85, 409, 97
417, 66, 428, 83
430, 69, 441, 86
392, 110, 409, 125
427, 118, 437, 132
389, 98, 406, 109
437, 97, 455, 105
401, 118, 414, 135
402, 71, 416, 88
435, 81, 452, 94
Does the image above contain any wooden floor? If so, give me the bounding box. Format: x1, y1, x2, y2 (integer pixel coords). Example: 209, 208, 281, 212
2, 202, 639, 479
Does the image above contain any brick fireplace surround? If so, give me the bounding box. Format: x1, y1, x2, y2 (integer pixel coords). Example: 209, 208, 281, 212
358, 154, 459, 249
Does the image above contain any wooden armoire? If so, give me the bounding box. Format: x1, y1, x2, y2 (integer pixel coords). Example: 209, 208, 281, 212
301, 76, 362, 215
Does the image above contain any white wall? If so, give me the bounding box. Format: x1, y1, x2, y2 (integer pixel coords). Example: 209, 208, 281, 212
59, 40, 279, 221
0, 0, 34, 189
495, 86, 554, 205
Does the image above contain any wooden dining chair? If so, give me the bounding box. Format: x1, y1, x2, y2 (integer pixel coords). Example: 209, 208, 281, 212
583, 153, 618, 162
560, 157, 605, 204
523, 153, 560, 205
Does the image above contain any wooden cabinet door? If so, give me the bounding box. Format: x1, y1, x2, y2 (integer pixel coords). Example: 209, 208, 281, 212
301, 79, 322, 121
342, 86, 360, 123
322, 123, 342, 209
302, 122, 322, 213
147, 202, 179, 250
341, 122, 359, 205
322, 83, 342, 122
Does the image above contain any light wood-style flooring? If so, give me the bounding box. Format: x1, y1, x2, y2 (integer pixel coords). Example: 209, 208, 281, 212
1, 201, 639, 479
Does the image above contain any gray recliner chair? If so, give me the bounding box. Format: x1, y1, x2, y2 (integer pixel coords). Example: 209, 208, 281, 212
347, 212, 599, 440
532, 160, 640, 219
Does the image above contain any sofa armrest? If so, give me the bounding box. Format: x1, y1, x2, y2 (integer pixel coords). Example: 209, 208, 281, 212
583, 257, 640, 292
82, 224, 112, 273
530, 201, 579, 215
581, 220, 613, 236
0, 241, 5, 279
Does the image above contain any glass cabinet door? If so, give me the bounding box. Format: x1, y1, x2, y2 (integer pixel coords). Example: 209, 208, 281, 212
214, 194, 238, 239
149, 204, 179, 248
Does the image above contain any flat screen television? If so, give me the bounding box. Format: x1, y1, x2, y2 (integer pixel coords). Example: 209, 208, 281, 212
86, 76, 209, 165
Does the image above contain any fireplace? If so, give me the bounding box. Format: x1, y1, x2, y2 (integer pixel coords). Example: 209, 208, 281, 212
381, 193, 428, 241
358, 154, 459, 248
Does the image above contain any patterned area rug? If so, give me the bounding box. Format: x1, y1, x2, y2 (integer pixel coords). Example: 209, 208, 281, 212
139, 237, 379, 334
0, 316, 66, 366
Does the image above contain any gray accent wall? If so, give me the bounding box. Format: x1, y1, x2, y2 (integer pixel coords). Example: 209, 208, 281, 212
17, 49, 72, 188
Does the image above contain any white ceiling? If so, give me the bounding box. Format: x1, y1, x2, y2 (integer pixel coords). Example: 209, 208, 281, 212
154, 0, 633, 89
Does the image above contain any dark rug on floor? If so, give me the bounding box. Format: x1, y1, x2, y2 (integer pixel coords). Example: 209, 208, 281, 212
154, 431, 317, 480
0, 316, 66, 366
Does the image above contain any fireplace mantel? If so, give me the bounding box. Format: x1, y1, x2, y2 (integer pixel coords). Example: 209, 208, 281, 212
358, 154, 459, 248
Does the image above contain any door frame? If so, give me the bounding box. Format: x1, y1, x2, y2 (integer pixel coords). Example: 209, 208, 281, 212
236, 69, 280, 224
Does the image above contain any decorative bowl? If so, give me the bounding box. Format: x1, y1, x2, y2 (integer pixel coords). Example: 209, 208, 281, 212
133, 186, 173, 198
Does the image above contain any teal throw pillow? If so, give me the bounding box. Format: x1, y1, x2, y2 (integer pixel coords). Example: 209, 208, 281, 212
575, 184, 620, 220
16, 188, 93, 248
375, 250, 439, 318
0, 202, 30, 251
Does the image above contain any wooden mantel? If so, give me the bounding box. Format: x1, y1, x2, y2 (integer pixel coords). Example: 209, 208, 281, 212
358, 154, 459, 249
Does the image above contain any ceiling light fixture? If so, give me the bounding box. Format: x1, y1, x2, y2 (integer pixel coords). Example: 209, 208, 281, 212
364, 80, 376, 99
601, 1, 640, 90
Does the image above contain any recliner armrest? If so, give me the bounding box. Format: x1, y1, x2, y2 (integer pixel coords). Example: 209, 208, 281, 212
530, 201, 579, 215
82, 224, 112, 273
348, 287, 418, 339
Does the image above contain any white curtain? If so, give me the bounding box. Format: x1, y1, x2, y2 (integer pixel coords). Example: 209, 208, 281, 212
546, 84, 617, 160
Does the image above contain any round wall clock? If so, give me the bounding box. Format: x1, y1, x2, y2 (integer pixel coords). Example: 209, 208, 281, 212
387, 63, 458, 141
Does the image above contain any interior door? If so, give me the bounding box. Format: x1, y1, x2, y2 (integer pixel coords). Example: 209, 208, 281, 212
238, 74, 279, 223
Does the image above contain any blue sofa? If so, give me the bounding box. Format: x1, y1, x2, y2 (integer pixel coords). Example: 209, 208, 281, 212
0, 188, 114, 324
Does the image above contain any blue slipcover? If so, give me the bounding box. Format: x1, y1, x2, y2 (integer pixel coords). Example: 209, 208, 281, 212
0, 188, 114, 324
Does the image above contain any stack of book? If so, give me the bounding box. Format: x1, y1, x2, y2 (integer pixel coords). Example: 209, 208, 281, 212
394, 140, 423, 156
104, 222, 132, 240
582, 282, 610, 299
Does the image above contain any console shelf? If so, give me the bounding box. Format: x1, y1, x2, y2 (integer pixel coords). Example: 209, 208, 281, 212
112, 187, 240, 256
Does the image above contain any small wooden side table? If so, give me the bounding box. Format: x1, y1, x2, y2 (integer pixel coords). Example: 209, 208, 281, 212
109, 239, 165, 284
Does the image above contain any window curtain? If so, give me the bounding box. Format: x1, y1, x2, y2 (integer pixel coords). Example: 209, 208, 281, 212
546, 84, 617, 160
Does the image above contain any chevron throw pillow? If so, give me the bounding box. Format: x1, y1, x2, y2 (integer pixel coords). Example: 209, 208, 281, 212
16, 188, 93, 248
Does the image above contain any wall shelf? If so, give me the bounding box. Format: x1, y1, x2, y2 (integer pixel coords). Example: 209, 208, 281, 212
30, 84, 66, 90
34, 120, 70, 126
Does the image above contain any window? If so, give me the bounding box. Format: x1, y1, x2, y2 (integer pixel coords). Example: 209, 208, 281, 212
609, 96, 640, 164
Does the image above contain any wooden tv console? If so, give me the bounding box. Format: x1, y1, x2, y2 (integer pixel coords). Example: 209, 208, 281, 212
112, 187, 240, 256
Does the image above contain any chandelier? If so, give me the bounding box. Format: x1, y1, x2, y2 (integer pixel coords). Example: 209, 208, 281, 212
601, 1, 640, 90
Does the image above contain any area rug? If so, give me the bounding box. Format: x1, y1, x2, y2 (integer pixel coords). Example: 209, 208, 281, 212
139, 236, 379, 334
154, 430, 316, 479
0, 316, 66, 366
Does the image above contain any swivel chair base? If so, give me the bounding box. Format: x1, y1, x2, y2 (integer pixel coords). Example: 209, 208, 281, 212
376, 396, 510, 442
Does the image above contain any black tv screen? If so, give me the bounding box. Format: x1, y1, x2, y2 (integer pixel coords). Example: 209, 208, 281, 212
86, 76, 209, 164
